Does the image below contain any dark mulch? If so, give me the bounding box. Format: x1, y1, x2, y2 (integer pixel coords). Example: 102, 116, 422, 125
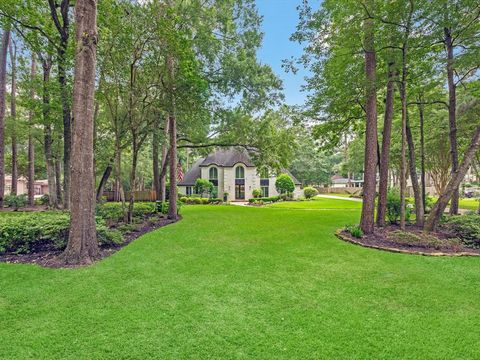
338, 224, 480, 256
0, 215, 180, 268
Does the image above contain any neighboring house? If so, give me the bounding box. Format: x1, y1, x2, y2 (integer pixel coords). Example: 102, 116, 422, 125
4, 175, 49, 197
178, 148, 302, 201
330, 175, 364, 188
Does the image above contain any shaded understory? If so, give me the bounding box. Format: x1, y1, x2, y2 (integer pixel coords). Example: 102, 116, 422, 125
1, 199, 480, 359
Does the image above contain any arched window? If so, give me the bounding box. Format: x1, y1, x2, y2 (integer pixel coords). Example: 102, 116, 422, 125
209, 167, 218, 180
235, 166, 245, 179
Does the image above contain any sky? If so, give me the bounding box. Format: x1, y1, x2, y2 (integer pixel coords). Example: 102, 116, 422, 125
256, 0, 312, 106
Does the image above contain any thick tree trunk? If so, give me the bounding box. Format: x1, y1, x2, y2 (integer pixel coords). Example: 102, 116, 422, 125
376, 62, 395, 227
444, 27, 459, 215
96, 162, 112, 202
406, 114, 424, 227
127, 140, 139, 223
0, 30, 10, 207
41, 57, 58, 208
28, 55, 36, 206
62, 0, 99, 265
425, 126, 480, 231
399, 59, 408, 230
360, 5, 378, 235
168, 113, 177, 219
9, 39, 17, 195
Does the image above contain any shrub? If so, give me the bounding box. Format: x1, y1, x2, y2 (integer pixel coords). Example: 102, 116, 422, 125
0, 212, 123, 254
345, 225, 363, 238
39, 194, 50, 206
96, 202, 156, 223
252, 188, 262, 198
248, 196, 280, 204
386, 188, 401, 224
194, 179, 214, 197
4, 194, 28, 210
156, 201, 168, 214
303, 186, 318, 199
443, 214, 480, 248
275, 173, 295, 195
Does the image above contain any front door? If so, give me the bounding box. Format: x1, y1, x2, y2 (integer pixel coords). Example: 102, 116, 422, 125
235, 184, 245, 200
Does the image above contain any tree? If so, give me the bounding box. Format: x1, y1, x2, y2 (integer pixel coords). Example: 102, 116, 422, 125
359, 0, 378, 235
62, 0, 98, 265
8, 36, 17, 195
27, 54, 36, 206
194, 178, 213, 198
0, 28, 10, 208
275, 173, 295, 194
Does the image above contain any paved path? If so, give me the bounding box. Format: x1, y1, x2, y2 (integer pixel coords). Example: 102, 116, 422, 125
316, 195, 362, 202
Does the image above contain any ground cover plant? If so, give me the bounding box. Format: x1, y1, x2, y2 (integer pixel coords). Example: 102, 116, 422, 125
2, 199, 480, 358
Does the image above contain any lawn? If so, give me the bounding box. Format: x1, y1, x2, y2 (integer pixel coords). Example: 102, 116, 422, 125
1, 200, 480, 359
459, 198, 479, 211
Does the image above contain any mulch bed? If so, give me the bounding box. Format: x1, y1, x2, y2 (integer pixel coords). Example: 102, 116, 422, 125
0, 215, 180, 268
337, 224, 480, 257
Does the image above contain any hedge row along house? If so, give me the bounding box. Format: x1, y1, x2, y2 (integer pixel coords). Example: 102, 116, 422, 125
178, 148, 302, 201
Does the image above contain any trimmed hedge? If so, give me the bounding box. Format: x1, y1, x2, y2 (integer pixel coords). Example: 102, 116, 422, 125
0, 212, 123, 254
248, 196, 280, 204
179, 197, 223, 205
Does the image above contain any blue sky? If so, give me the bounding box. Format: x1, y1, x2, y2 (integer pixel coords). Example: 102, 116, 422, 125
256, 0, 311, 106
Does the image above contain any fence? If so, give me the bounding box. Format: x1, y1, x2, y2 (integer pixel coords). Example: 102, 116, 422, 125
103, 190, 157, 202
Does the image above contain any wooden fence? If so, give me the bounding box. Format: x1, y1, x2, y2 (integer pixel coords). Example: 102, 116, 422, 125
103, 190, 157, 202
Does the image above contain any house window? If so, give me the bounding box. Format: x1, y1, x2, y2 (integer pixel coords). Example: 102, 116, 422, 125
235, 166, 245, 179
209, 167, 218, 197
186, 186, 192, 195
261, 186, 269, 197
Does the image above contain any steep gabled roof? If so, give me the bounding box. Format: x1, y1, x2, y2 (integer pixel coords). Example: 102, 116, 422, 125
199, 148, 255, 167
178, 158, 203, 186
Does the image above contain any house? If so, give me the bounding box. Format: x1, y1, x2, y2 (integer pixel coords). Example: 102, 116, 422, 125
4, 175, 49, 197
330, 175, 364, 188
178, 148, 302, 201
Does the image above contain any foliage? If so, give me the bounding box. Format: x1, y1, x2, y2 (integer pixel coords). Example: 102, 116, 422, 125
3, 194, 27, 210
303, 186, 318, 199
96, 202, 156, 223
275, 173, 295, 194
194, 179, 214, 197
248, 196, 280, 204
443, 215, 480, 248
0, 212, 122, 254
386, 188, 411, 224
179, 196, 222, 205
387, 230, 462, 251
345, 224, 363, 238
252, 189, 262, 198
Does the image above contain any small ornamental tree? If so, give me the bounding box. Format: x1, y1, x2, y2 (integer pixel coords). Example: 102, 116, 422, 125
275, 173, 295, 194
252, 188, 261, 198
303, 186, 318, 199
195, 178, 213, 197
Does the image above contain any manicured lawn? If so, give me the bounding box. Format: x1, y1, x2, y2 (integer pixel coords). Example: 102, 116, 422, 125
459, 198, 479, 211
1, 200, 480, 359
267, 197, 361, 210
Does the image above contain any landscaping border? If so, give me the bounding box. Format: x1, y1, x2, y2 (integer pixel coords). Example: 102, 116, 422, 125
335, 229, 480, 257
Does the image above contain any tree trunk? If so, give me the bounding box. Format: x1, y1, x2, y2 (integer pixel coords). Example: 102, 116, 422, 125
376, 61, 395, 227
41, 56, 58, 208
0, 29, 10, 208
167, 55, 177, 219
127, 140, 139, 223
113, 138, 124, 202
62, 0, 99, 265
360, 4, 378, 235
444, 27, 459, 215
399, 58, 408, 230
9, 38, 17, 195
160, 115, 169, 202
96, 162, 112, 202
55, 157, 62, 203
418, 100, 426, 210
152, 120, 160, 201
48, 0, 72, 210
406, 113, 424, 227
425, 125, 480, 231
28, 55, 36, 206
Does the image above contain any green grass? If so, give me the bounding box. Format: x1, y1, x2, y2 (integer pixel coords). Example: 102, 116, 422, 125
268, 197, 361, 210
459, 198, 479, 211
1, 201, 480, 359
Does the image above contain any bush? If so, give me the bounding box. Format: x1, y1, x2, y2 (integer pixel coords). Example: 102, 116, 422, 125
443, 214, 480, 248
303, 186, 318, 199
194, 179, 214, 197
96, 202, 156, 223
179, 196, 222, 205
0, 212, 123, 254
4, 194, 27, 210
275, 173, 295, 195
39, 194, 50, 206
252, 188, 262, 198
248, 196, 279, 204
345, 224, 363, 238
386, 188, 411, 224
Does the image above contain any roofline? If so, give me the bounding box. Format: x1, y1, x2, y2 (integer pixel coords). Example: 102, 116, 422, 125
199, 161, 255, 168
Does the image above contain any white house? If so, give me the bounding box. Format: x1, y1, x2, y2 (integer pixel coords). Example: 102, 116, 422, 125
178, 148, 302, 201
